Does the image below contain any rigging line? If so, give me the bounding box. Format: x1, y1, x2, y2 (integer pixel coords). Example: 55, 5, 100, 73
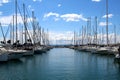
25, 6, 33, 24
18, 3, 34, 37
24, 17, 33, 43
0, 23, 6, 42
25, 5, 36, 40
1, 25, 12, 39
25, 6, 33, 30
25, 22, 34, 42
4, 17, 13, 38
26, 7, 41, 37
18, 3, 33, 42
17, 4, 24, 24
25, 6, 42, 39
5, 24, 10, 38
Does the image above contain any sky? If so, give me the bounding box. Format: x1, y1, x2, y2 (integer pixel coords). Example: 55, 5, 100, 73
0, 0, 120, 45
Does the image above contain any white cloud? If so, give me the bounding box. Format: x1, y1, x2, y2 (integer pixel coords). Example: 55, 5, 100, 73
28, 5, 34, 11
33, 0, 42, 2
58, 4, 61, 7
0, 14, 32, 26
0, 0, 10, 6
33, 0, 36, 2
0, 15, 14, 26
49, 31, 74, 45
28, 5, 31, 9
39, 0, 42, 2
43, 12, 87, 22
99, 22, 112, 26
54, 17, 59, 21
44, 12, 59, 18
92, 0, 101, 2
60, 14, 87, 22
102, 14, 114, 18
43, 12, 60, 21
2, 0, 9, 3
49, 31, 73, 40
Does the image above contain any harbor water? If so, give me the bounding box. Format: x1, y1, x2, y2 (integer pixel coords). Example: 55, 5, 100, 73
0, 48, 120, 80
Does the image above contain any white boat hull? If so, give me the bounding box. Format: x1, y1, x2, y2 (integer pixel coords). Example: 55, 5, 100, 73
23, 50, 34, 56
8, 50, 24, 60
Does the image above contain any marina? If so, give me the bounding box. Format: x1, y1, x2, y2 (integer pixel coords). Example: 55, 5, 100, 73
0, 0, 120, 80
0, 0, 119, 61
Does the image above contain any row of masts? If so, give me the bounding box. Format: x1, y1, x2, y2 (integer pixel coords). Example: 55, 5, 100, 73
72, 17, 117, 47
71, 0, 117, 47
0, 0, 49, 49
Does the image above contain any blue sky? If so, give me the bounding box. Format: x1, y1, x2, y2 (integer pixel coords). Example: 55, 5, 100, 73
0, 0, 120, 44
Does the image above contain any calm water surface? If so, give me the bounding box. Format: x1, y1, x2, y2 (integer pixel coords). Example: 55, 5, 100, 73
0, 48, 120, 80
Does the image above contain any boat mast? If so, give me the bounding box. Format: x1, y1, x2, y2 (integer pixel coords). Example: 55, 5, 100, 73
13, 15, 14, 44
95, 16, 97, 47
39, 26, 41, 45
22, 25, 23, 44
87, 17, 91, 45
82, 26, 83, 45
87, 18, 89, 45
42, 28, 45, 46
114, 25, 116, 44
15, 0, 18, 44
74, 31, 75, 46
10, 23, 12, 45
106, 0, 109, 46
23, 3, 27, 44
79, 29, 81, 45
32, 11, 35, 45
47, 29, 49, 45
102, 28, 104, 44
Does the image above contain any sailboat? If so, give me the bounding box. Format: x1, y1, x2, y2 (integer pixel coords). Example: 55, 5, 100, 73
32, 11, 50, 54
0, 45, 8, 61
92, 0, 111, 55
21, 3, 34, 56
7, 0, 34, 59
0, 23, 8, 61
7, 0, 24, 60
